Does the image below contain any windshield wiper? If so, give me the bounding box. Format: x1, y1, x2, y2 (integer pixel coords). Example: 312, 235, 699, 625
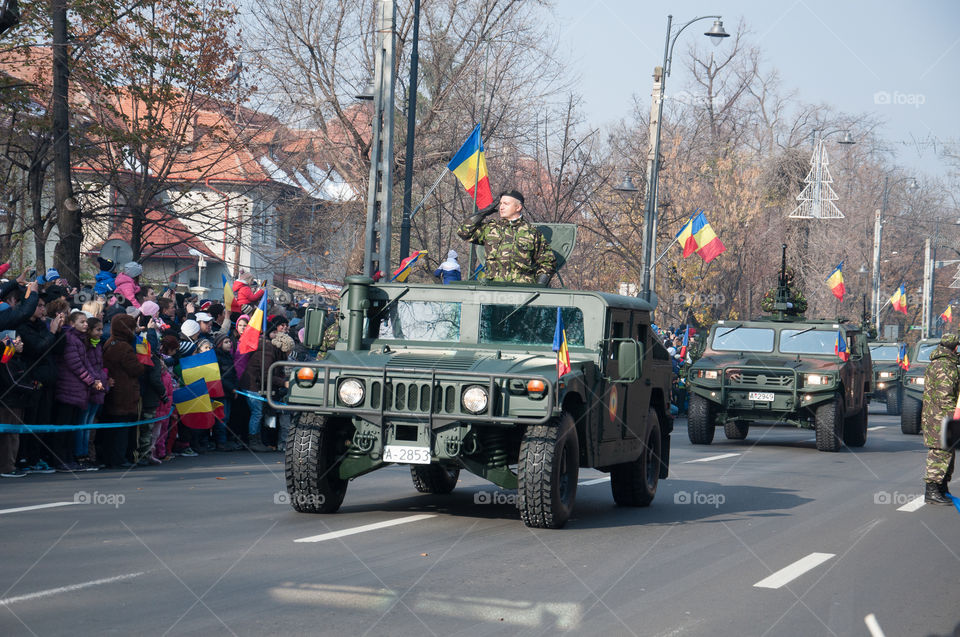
374, 287, 411, 318
717, 325, 742, 338
497, 292, 541, 327
788, 326, 817, 338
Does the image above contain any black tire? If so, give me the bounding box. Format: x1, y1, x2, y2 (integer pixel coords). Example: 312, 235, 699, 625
885, 386, 902, 415
611, 409, 662, 507
901, 397, 922, 435
518, 411, 579, 529
410, 465, 460, 494
723, 419, 749, 440
687, 394, 716, 445
815, 396, 843, 452
285, 413, 348, 513
843, 407, 868, 447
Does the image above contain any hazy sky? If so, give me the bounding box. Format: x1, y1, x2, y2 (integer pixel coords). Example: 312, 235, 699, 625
552, 0, 960, 181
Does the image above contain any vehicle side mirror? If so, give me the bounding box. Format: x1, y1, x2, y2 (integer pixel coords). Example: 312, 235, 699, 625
303, 308, 328, 349
616, 340, 641, 383
942, 416, 960, 450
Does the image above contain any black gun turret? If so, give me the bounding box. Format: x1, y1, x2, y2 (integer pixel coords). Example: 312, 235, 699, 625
772, 244, 791, 320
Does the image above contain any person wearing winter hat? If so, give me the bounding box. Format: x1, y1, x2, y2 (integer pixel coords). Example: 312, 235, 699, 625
94, 259, 117, 294
115, 262, 143, 308
179, 319, 200, 357
230, 270, 265, 317
433, 250, 462, 285
44, 268, 61, 283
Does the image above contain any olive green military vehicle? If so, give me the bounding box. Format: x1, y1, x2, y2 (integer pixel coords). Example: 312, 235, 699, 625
901, 338, 938, 435
268, 272, 674, 529
867, 341, 906, 414
685, 318, 872, 452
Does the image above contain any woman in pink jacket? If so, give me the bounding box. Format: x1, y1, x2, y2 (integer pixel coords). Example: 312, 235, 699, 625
114, 262, 143, 308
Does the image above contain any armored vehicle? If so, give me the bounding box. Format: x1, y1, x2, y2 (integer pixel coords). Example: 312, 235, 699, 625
269, 275, 673, 529
901, 338, 938, 435
867, 341, 906, 414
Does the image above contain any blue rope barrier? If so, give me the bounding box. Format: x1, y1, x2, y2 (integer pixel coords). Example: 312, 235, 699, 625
0, 407, 175, 434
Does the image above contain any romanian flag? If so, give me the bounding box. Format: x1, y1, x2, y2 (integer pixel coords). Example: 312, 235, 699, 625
180, 349, 224, 398
898, 343, 910, 371
391, 250, 426, 282
552, 307, 571, 377
889, 284, 908, 314
677, 211, 726, 263
826, 262, 845, 301
173, 379, 215, 430
447, 124, 493, 210
679, 327, 690, 360
835, 329, 849, 361
674, 211, 701, 258
941, 305, 952, 323
222, 274, 234, 311
1, 342, 14, 364
237, 293, 267, 355
135, 334, 153, 367
471, 263, 485, 280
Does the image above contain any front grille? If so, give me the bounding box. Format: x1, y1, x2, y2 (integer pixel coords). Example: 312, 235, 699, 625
727, 370, 793, 387
368, 380, 458, 415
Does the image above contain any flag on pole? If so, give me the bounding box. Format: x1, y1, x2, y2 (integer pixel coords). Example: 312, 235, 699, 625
1, 342, 14, 364
679, 327, 690, 359
835, 329, 849, 361
391, 250, 426, 282
173, 379, 216, 430
826, 261, 845, 301
237, 293, 267, 354
941, 305, 953, 323
447, 124, 493, 209
135, 333, 153, 366
898, 343, 910, 371
222, 274, 234, 311
674, 211, 700, 258
675, 211, 726, 263
180, 349, 224, 398
889, 284, 908, 314
552, 307, 571, 377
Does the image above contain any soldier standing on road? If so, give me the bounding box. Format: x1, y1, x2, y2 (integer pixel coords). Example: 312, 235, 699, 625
920, 332, 958, 505
760, 266, 808, 315
457, 190, 556, 285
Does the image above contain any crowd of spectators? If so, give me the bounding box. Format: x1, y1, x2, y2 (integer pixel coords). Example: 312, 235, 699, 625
0, 258, 322, 478
655, 325, 697, 416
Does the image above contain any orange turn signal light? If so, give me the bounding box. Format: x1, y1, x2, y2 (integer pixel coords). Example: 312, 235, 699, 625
526, 379, 546, 393
296, 367, 316, 382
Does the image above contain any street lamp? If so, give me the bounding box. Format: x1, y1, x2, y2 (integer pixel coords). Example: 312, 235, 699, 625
639, 14, 729, 304
871, 175, 920, 335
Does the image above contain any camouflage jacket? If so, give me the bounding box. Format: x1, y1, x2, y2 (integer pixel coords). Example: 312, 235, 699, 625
457, 216, 556, 283
760, 285, 808, 314
921, 345, 960, 448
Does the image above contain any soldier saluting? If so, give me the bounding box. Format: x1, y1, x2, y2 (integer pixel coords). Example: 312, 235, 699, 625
920, 332, 958, 505
457, 190, 556, 285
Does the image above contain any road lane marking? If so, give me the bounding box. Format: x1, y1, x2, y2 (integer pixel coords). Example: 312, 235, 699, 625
294, 514, 436, 543
0, 571, 145, 606
0, 502, 79, 516
578, 477, 610, 486
865, 613, 886, 637
683, 453, 741, 464
897, 496, 925, 512
868, 426, 885, 431
753, 552, 835, 589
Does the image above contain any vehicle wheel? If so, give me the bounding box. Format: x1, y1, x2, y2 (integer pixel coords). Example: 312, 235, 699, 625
885, 387, 902, 415
687, 394, 716, 445
843, 407, 868, 447
518, 411, 579, 529
815, 395, 843, 452
901, 397, 922, 435
611, 409, 662, 507
723, 419, 749, 440
410, 465, 460, 494
285, 413, 348, 513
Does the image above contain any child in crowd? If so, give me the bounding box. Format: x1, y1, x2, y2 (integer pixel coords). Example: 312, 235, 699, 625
53, 311, 102, 472
213, 333, 239, 451
114, 262, 142, 308
99, 314, 144, 469
155, 335, 181, 461
136, 322, 166, 466
77, 317, 109, 464
94, 258, 117, 294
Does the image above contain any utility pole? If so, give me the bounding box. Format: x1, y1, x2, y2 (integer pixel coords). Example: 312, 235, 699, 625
871, 208, 883, 335
398, 0, 420, 261
922, 237, 933, 339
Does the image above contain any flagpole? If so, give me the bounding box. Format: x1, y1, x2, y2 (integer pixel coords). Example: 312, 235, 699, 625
409, 167, 448, 220
653, 236, 680, 267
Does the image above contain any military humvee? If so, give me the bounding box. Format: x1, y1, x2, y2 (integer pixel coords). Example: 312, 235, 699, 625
901, 338, 938, 435
268, 254, 673, 529
867, 341, 906, 414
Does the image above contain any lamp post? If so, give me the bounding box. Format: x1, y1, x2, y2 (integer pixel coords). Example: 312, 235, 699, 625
871, 175, 920, 335
640, 15, 729, 304
398, 0, 421, 261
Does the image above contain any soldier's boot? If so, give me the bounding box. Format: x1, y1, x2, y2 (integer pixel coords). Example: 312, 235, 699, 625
939, 480, 951, 497
924, 481, 952, 506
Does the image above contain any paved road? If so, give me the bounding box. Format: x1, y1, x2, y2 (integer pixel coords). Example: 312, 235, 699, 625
1, 404, 958, 636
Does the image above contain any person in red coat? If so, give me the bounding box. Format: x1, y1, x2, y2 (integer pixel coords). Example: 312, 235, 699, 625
230, 271, 265, 317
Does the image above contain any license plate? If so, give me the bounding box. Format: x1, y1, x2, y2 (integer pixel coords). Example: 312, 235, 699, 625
748, 392, 775, 402
382, 445, 432, 465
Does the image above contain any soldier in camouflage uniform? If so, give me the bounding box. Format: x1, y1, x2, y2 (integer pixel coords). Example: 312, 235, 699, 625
919, 332, 958, 505
760, 266, 808, 315
457, 190, 556, 285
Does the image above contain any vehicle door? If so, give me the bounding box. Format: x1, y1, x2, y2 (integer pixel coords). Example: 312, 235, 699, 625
601, 310, 630, 441
622, 313, 652, 440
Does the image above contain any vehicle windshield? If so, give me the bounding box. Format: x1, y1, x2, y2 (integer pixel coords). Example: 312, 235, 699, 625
711, 327, 775, 352
480, 305, 585, 346
376, 301, 461, 342
869, 344, 900, 361
917, 343, 937, 362
779, 329, 840, 355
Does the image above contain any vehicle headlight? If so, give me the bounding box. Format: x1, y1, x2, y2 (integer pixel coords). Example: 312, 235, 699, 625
337, 378, 365, 406
461, 385, 489, 414
696, 370, 719, 380
879, 371, 894, 379
805, 374, 830, 386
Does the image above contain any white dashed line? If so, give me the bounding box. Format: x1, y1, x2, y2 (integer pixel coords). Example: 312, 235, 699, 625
578, 477, 610, 486
0, 502, 79, 516
753, 552, 835, 589
868, 426, 885, 431
294, 514, 436, 543
0, 572, 145, 606
684, 453, 741, 464
897, 496, 925, 512
865, 613, 886, 637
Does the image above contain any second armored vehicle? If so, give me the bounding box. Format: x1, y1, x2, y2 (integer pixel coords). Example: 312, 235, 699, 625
867, 341, 906, 415
901, 338, 938, 435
